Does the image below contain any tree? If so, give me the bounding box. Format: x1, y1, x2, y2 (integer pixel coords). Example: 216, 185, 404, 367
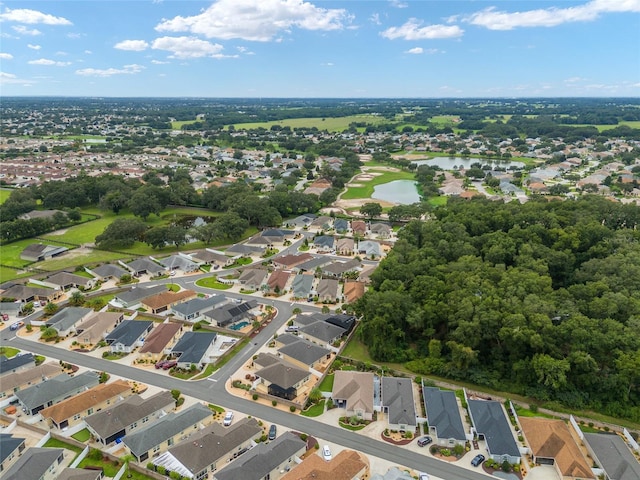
43, 302, 59, 315
215, 212, 249, 241
191, 222, 219, 245
360, 202, 382, 220
144, 226, 169, 249
69, 291, 86, 306
95, 218, 147, 248
166, 226, 187, 249
129, 190, 161, 220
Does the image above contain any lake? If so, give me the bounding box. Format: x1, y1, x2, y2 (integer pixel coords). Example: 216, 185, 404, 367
372, 180, 421, 205
412, 156, 525, 170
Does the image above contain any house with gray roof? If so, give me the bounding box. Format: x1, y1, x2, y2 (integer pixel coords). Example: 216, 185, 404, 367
336, 237, 354, 255
284, 213, 316, 228
225, 243, 265, 257
0, 352, 36, 377
422, 386, 467, 446
2, 447, 64, 480
381, 377, 417, 433
189, 249, 233, 268
237, 268, 268, 291
313, 235, 335, 252
152, 418, 262, 480
57, 468, 103, 480
467, 399, 521, 464
0, 301, 22, 317
42, 271, 96, 291
20, 243, 68, 262
253, 355, 310, 401
1, 284, 61, 303
90, 263, 128, 280
260, 228, 294, 244
0, 363, 63, 401
85, 391, 175, 445
75, 311, 124, 347
370, 222, 392, 239
334, 218, 349, 233
278, 336, 331, 371
214, 431, 306, 480
321, 259, 361, 278
15, 370, 100, 415
317, 278, 340, 303
159, 255, 200, 273
113, 284, 167, 309
125, 258, 166, 277
171, 294, 227, 322
295, 256, 331, 273
297, 318, 346, 348
291, 274, 314, 299
105, 320, 154, 353
170, 331, 217, 369
0, 433, 26, 474
45, 306, 93, 337
123, 402, 214, 462
204, 300, 259, 328
357, 240, 382, 259
584, 432, 640, 480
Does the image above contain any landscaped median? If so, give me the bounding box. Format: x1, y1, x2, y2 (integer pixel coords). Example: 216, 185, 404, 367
195, 276, 233, 290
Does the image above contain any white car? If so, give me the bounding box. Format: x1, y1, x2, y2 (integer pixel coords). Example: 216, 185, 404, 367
419, 474, 430, 480
322, 445, 332, 461
223, 411, 234, 426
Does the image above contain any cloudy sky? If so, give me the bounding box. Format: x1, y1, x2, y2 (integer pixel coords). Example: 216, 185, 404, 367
0, 0, 639, 97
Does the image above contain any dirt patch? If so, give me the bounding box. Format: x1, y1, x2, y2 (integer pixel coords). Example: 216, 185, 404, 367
364, 166, 401, 172
59, 247, 94, 258
347, 183, 364, 187
334, 198, 395, 209
380, 432, 413, 446
47, 229, 68, 235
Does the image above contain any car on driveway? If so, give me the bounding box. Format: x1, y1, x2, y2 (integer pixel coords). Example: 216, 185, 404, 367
471, 454, 485, 467
418, 473, 430, 480
268, 424, 277, 441
322, 445, 332, 461
417, 436, 432, 447
223, 411, 234, 426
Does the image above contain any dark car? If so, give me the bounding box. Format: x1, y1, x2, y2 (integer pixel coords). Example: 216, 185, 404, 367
471, 454, 485, 467
162, 361, 177, 370
268, 424, 277, 441
417, 436, 432, 447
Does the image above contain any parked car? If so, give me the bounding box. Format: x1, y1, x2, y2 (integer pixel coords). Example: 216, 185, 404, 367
162, 361, 177, 370
155, 360, 168, 369
471, 454, 485, 467
322, 445, 332, 461
268, 424, 277, 441
223, 411, 234, 426
9, 321, 24, 331
1, 313, 9, 321
417, 436, 432, 447
418, 473, 430, 480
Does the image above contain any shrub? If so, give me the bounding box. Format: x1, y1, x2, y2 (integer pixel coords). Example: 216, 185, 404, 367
252, 394, 258, 400
314, 443, 319, 450
290, 405, 296, 412
529, 404, 538, 413
146, 462, 155, 471
171, 389, 181, 401
157, 466, 166, 475
300, 433, 308, 441
502, 460, 511, 472
170, 471, 181, 480
88, 448, 102, 461
453, 444, 464, 456
589, 422, 594, 428
441, 448, 451, 456
272, 400, 277, 407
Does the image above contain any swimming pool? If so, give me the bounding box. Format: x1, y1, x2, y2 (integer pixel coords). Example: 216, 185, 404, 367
230, 321, 249, 330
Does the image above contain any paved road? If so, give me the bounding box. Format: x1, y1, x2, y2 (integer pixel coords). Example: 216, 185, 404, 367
4, 333, 491, 480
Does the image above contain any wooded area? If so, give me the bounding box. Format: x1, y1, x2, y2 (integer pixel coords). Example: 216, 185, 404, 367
355, 196, 640, 421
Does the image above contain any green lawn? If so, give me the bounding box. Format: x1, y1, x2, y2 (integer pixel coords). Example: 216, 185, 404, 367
79, 455, 121, 477
195, 277, 233, 289
166, 283, 180, 292
341, 165, 417, 200
208, 403, 225, 413
230, 114, 387, 133
71, 428, 91, 442
0, 238, 73, 269
427, 196, 448, 207
193, 363, 216, 380
43, 437, 82, 455
171, 119, 199, 129
301, 399, 325, 417
0, 189, 13, 205
318, 373, 334, 392
0, 347, 20, 358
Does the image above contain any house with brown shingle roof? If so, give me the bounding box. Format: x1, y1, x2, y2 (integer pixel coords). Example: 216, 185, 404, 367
138, 322, 184, 362
39, 379, 132, 430
271, 253, 313, 270
336, 237, 354, 256
519, 417, 594, 480
343, 281, 365, 303
332, 371, 374, 421
266, 269, 291, 293
351, 220, 367, 237
281, 449, 369, 480
141, 289, 196, 314
75, 311, 124, 347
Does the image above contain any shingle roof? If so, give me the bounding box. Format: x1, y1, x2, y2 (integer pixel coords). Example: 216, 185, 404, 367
75, 312, 123, 344
105, 320, 154, 347
255, 357, 309, 390
2, 447, 64, 480
467, 399, 520, 458
16, 371, 100, 412
1, 285, 57, 301
204, 300, 258, 327
291, 274, 314, 298
317, 278, 339, 299
272, 253, 313, 268
280, 449, 368, 480
332, 371, 374, 416
46, 307, 93, 332
0, 362, 62, 394
123, 403, 213, 457
85, 391, 175, 439
225, 244, 265, 256
46, 271, 93, 287
313, 235, 335, 248
296, 256, 332, 272
584, 432, 640, 480
170, 331, 217, 364
0, 352, 36, 376
343, 281, 365, 303
159, 255, 199, 271
299, 319, 345, 344
40, 380, 131, 424
278, 337, 330, 367
92, 264, 127, 279
57, 468, 103, 480
139, 322, 183, 354
238, 268, 268, 286
422, 387, 466, 441
381, 377, 417, 427
171, 295, 227, 317
142, 290, 195, 310
115, 285, 167, 305
267, 270, 290, 291
0, 434, 25, 464
214, 431, 306, 480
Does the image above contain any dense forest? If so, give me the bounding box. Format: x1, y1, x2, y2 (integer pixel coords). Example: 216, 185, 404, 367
355, 197, 640, 421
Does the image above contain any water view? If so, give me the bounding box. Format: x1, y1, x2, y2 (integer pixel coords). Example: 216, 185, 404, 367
412, 156, 525, 170
372, 180, 421, 205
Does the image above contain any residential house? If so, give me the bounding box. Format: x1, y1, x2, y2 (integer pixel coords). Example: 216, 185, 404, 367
343, 281, 365, 303
281, 449, 368, 480
0, 301, 22, 317
295, 256, 331, 273
321, 259, 361, 279
519, 417, 594, 480
260, 228, 294, 245
310, 216, 333, 232
370, 466, 415, 480
294, 313, 354, 347
2, 447, 64, 480
313, 235, 335, 253
204, 300, 258, 328
0, 352, 36, 377
357, 240, 382, 259
15, 371, 100, 415
237, 268, 268, 291
334, 218, 349, 234
39, 379, 132, 430
351, 220, 367, 237
370, 223, 392, 239
422, 386, 467, 447
85, 391, 175, 446
42, 272, 96, 291
214, 431, 307, 480
57, 468, 104, 480
316, 278, 339, 303
105, 320, 154, 353
277, 334, 331, 371
0, 434, 26, 474
381, 377, 417, 433
467, 399, 521, 464
253, 353, 311, 401
0, 363, 62, 401
266, 269, 290, 294
357, 265, 376, 284
189, 249, 233, 268
75, 311, 124, 347
138, 322, 184, 363
170, 331, 218, 369
1, 284, 61, 303
45, 307, 93, 337
141, 289, 196, 314
152, 418, 262, 480
170, 295, 227, 322
332, 371, 375, 421
336, 237, 354, 256
224, 244, 265, 257
284, 213, 316, 228
125, 258, 166, 277
20, 243, 68, 262
271, 253, 313, 270
159, 255, 200, 273
123, 402, 214, 462
583, 432, 640, 480
113, 285, 167, 309
290, 274, 314, 300
90, 263, 128, 281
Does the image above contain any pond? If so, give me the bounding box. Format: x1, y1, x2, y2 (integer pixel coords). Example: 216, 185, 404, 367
163, 215, 214, 229
412, 156, 525, 170
371, 180, 421, 205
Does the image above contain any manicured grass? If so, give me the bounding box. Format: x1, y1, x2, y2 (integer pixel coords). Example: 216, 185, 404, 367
79, 455, 121, 477
0, 347, 20, 358
43, 437, 82, 454
579, 424, 603, 434
170, 368, 199, 379
224, 257, 253, 269
0, 189, 12, 205
0, 238, 72, 269
103, 352, 129, 361
195, 277, 233, 290
193, 363, 216, 380
166, 283, 180, 292
339, 419, 367, 431
427, 196, 448, 207
230, 114, 387, 133
0, 266, 31, 283
513, 405, 557, 419
341, 335, 374, 364
208, 403, 225, 413
301, 399, 325, 417
318, 373, 334, 392
71, 428, 91, 442
36, 251, 130, 273
341, 165, 417, 200
171, 119, 199, 129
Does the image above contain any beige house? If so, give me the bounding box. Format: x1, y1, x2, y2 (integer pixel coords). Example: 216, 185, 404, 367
332, 371, 375, 421
281, 449, 369, 480
2, 447, 64, 480
336, 237, 354, 256
343, 281, 365, 303
0, 363, 63, 401
141, 290, 196, 314
75, 311, 124, 347
138, 322, 184, 363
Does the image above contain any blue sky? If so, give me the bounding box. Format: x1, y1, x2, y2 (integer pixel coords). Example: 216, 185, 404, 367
0, 0, 639, 97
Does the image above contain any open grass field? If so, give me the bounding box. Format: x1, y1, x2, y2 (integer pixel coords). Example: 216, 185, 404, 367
0, 238, 73, 269
171, 119, 199, 129
0, 189, 13, 204
341, 165, 416, 200
230, 114, 387, 133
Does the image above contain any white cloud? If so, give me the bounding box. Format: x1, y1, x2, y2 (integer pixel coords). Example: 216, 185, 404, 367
389, 0, 408, 8
381, 19, 464, 40
151, 36, 229, 58
114, 39, 149, 51
564, 76, 585, 84
370, 13, 382, 26
84, 50, 92, 54
320, 62, 334, 66
27, 44, 41, 50
75, 64, 145, 77
405, 47, 423, 54
0, 52, 13, 60
28, 58, 71, 66
0, 71, 34, 85
12, 25, 41, 35
151, 59, 170, 64
465, 0, 640, 30
67, 33, 83, 39
155, 0, 353, 41
0, 8, 72, 25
